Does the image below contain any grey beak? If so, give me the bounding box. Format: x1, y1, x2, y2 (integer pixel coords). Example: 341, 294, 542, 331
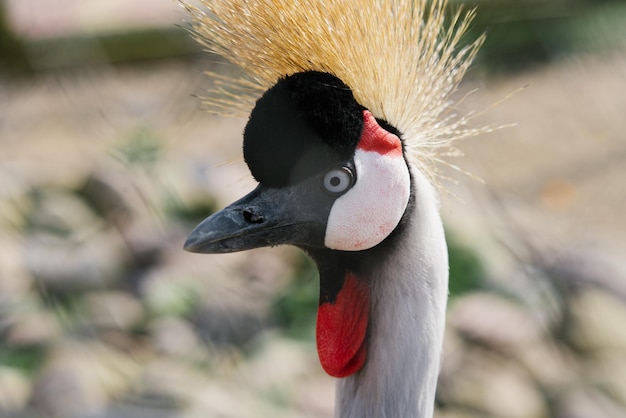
184, 183, 329, 253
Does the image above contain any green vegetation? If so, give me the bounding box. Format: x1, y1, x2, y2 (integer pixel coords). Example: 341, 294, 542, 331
446, 230, 486, 298
271, 255, 319, 340
114, 126, 163, 167
0, 346, 47, 377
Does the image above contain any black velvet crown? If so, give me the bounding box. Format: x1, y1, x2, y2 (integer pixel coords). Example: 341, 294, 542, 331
243, 71, 364, 188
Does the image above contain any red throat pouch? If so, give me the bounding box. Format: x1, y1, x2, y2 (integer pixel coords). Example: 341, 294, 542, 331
316, 272, 369, 378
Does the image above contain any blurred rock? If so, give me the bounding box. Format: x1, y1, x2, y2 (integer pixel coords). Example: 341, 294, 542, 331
0, 235, 33, 300
80, 173, 134, 229
557, 388, 625, 418
121, 220, 166, 266
34, 361, 106, 418
436, 411, 484, 418
514, 340, 578, 389
102, 402, 178, 418
186, 379, 260, 418
449, 292, 544, 347
239, 336, 314, 393
138, 357, 206, 405
293, 375, 335, 417
84, 291, 144, 331
25, 187, 105, 237
24, 230, 125, 290
0, 366, 31, 413
81, 169, 170, 268
439, 327, 467, 382
531, 245, 626, 300
151, 317, 200, 357
482, 368, 547, 418
33, 342, 141, 418
569, 289, 626, 352
191, 302, 264, 349
585, 353, 626, 405
0, 165, 31, 231
441, 352, 547, 418
6, 307, 61, 346
240, 247, 298, 293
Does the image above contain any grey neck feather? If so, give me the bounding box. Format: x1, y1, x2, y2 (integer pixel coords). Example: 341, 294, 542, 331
335, 169, 449, 418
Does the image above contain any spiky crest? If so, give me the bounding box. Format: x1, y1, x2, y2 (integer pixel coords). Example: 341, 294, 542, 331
181, 0, 487, 181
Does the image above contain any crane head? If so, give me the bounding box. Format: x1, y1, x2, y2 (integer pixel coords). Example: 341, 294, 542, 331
182, 0, 486, 386
184, 71, 413, 378
184, 71, 411, 255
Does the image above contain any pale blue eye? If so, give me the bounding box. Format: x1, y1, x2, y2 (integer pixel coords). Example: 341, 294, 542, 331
322, 167, 354, 195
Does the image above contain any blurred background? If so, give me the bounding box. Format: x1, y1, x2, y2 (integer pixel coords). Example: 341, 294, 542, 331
1, 0, 625, 417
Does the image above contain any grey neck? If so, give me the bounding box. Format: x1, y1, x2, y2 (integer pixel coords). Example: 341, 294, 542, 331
335, 170, 449, 418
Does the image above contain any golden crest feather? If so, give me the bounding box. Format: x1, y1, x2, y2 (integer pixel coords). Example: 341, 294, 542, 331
181, 0, 486, 181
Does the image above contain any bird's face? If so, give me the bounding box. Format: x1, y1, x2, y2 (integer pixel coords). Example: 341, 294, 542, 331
184, 71, 412, 378
184, 71, 411, 254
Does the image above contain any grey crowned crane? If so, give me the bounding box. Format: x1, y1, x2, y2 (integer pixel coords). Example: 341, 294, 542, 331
182, 0, 486, 417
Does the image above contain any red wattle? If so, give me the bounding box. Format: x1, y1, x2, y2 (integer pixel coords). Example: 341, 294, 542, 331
357, 110, 403, 156
316, 272, 369, 378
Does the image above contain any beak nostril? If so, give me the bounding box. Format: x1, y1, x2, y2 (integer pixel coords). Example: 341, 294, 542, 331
243, 207, 264, 224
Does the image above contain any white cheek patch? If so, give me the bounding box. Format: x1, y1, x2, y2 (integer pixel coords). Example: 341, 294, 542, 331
324, 148, 411, 251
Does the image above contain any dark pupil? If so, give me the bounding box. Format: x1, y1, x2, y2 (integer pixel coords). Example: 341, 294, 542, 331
330, 176, 341, 187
